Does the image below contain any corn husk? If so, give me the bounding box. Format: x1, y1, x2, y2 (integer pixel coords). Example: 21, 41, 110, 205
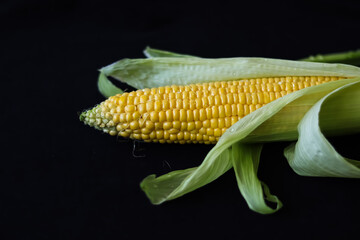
90, 47, 360, 214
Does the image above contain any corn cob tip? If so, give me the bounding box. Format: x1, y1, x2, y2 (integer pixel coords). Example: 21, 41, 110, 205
80, 104, 117, 134
79, 110, 87, 122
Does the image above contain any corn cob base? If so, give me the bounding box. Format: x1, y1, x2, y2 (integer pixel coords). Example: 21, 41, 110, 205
80, 76, 345, 144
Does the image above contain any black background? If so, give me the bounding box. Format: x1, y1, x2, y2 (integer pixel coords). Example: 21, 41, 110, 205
3, 0, 360, 239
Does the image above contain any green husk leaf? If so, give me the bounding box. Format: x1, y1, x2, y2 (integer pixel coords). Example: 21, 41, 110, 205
143, 46, 198, 58
97, 72, 123, 98
301, 49, 360, 66
100, 57, 360, 90
232, 143, 282, 214
144, 47, 360, 66
140, 147, 233, 204
284, 81, 360, 177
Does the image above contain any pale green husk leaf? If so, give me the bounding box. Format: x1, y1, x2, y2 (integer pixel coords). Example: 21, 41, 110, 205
232, 143, 282, 214
99, 56, 360, 90
141, 148, 232, 204
284, 81, 360, 177
146, 46, 360, 66
98, 47, 193, 97
301, 49, 360, 66
143, 46, 198, 58
97, 72, 123, 98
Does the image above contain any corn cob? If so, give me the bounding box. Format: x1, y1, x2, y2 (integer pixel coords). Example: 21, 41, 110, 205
80, 76, 345, 144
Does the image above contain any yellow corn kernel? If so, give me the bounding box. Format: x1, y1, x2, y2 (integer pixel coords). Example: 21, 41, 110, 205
118, 95, 127, 105
235, 104, 243, 117
195, 121, 202, 130
183, 99, 190, 109
176, 99, 182, 109
146, 101, 154, 112
195, 98, 202, 109
159, 111, 166, 122
224, 104, 231, 117
177, 131, 184, 140
141, 134, 150, 140
188, 122, 195, 131
183, 132, 190, 140
132, 133, 141, 140
214, 128, 222, 137
119, 131, 130, 138
173, 109, 180, 121
199, 127, 206, 135
169, 99, 176, 108
163, 122, 172, 130
206, 108, 212, 119
189, 99, 196, 110
163, 131, 170, 140
207, 128, 214, 136
129, 121, 139, 130
210, 119, 218, 128
141, 128, 152, 134
218, 105, 225, 118
217, 118, 224, 128
199, 109, 206, 121
169, 133, 177, 141
208, 136, 216, 142
193, 109, 200, 121
214, 95, 221, 105
248, 105, 255, 113
154, 100, 162, 112
203, 120, 210, 128
239, 92, 246, 104
145, 121, 154, 130
156, 130, 164, 139
208, 95, 215, 105
173, 121, 181, 130
231, 104, 237, 116
231, 116, 238, 125
212, 106, 219, 118
220, 94, 227, 104
154, 122, 162, 130
269, 92, 276, 101
150, 111, 159, 122
125, 113, 133, 122
166, 110, 173, 121
113, 114, 120, 123
187, 110, 194, 122
180, 122, 187, 131
179, 109, 187, 121
137, 103, 146, 114
132, 112, 141, 120
226, 93, 233, 104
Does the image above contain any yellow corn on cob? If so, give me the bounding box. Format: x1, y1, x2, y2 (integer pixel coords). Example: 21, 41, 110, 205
80, 76, 345, 144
